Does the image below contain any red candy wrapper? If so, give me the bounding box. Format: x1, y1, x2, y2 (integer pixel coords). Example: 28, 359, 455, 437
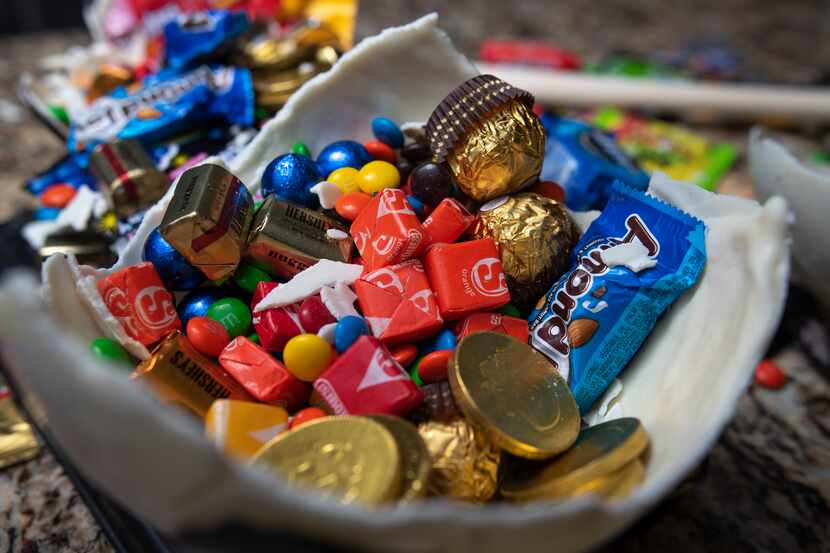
97, 262, 181, 345
423, 238, 511, 320
350, 189, 425, 271
354, 260, 443, 345
218, 337, 309, 410
455, 312, 529, 343
251, 282, 303, 352
313, 336, 423, 416
421, 198, 475, 248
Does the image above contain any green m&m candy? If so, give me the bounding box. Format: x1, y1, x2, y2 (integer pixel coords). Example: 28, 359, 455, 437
89, 337, 131, 366
207, 298, 252, 338
291, 141, 311, 157
233, 263, 272, 293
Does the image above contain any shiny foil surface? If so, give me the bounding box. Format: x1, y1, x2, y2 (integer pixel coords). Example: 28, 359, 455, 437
471, 192, 579, 310
417, 417, 501, 502
0, 393, 40, 469
447, 100, 545, 202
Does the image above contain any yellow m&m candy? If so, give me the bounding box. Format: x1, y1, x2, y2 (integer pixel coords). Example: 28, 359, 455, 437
283, 334, 334, 382
327, 167, 360, 194
356, 160, 400, 194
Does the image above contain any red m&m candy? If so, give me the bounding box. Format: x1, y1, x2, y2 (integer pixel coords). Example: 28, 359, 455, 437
418, 349, 452, 384
364, 140, 397, 164
335, 192, 372, 221
754, 359, 786, 389
186, 316, 231, 357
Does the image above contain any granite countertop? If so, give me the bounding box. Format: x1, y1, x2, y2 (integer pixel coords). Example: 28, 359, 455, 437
1, 1, 829, 551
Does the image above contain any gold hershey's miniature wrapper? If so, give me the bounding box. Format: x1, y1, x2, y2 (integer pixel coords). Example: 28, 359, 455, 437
39, 231, 116, 268
470, 193, 580, 310
246, 196, 353, 279
0, 390, 40, 469
132, 331, 254, 418
417, 417, 501, 502
447, 99, 545, 202
90, 139, 171, 219
160, 164, 253, 281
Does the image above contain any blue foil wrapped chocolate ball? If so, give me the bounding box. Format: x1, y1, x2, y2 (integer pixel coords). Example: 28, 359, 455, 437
177, 287, 226, 327
143, 228, 206, 290
315, 140, 371, 177
261, 153, 322, 207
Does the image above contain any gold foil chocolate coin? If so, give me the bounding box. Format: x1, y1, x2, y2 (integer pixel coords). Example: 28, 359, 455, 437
252, 416, 402, 505
449, 332, 580, 460
500, 417, 648, 501
369, 415, 431, 500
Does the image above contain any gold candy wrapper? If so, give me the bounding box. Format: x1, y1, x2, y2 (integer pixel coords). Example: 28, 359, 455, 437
132, 331, 254, 418
470, 193, 579, 310
160, 164, 253, 281
90, 139, 171, 219
247, 196, 353, 279
417, 417, 501, 502
0, 391, 40, 469
447, 100, 545, 202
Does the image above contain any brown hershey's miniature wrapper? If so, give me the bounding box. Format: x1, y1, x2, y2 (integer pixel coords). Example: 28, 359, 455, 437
160, 164, 253, 281
131, 331, 254, 418
0, 388, 40, 469
90, 139, 171, 219
246, 196, 353, 279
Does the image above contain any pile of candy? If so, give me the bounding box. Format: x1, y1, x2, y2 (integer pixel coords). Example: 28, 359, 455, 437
76, 71, 708, 506
21, 1, 352, 267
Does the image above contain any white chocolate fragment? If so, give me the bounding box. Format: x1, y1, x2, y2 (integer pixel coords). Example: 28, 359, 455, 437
600, 242, 657, 272
57, 186, 103, 231
253, 260, 364, 312
317, 322, 337, 345
319, 282, 360, 320
310, 181, 343, 210
326, 228, 350, 241
22, 220, 61, 249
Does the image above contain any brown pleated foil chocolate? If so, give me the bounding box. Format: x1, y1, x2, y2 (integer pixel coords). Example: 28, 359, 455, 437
425, 74, 535, 164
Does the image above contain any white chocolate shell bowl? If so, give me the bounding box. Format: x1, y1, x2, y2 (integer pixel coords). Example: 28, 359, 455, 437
0, 15, 791, 553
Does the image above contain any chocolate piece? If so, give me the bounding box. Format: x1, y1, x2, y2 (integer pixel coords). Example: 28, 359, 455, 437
132, 331, 254, 417
246, 196, 353, 280
160, 164, 253, 281
470, 192, 579, 311
90, 139, 170, 219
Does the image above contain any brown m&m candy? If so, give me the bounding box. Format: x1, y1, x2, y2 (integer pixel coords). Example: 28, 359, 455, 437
425, 75, 545, 202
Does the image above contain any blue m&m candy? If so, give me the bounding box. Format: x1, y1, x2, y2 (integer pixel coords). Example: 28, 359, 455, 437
261, 153, 321, 207
143, 228, 206, 290
315, 140, 371, 177
371, 117, 404, 148
420, 328, 456, 355
33, 207, 61, 221
334, 316, 370, 353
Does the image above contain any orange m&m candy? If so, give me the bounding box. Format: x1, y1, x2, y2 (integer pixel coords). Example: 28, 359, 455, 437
186, 316, 231, 357
41, 183, 77, 208
335, 192, 372, 221
289, 407, 328, 429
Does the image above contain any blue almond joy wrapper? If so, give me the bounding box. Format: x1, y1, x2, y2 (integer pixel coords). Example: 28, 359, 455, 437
164, 10, 250, 70
528, 181, 707, 414
68, 65, 254, 152
540, 113, 650, 212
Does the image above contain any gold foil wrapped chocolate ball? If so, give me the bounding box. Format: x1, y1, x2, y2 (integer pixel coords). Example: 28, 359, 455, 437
470, 192, 580, 310
417, 417, 501, 502
425, 74, 545, 202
